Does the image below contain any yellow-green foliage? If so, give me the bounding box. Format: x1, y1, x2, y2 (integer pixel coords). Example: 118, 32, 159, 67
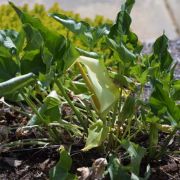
0, 3, 112, 55
0, 3, 112, 37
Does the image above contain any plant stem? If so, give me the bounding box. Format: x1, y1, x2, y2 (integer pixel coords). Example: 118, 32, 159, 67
21, 93, 59, 142
111, 102, 118, 127
55, 79, 87, 132
156, 127, 177, 159
118, 88, 123, 123
31, 93, 43, 106
1, 139, 50, 148
149, 123, 158, 158
21, 93, 45, 124
0, 98, 31, 118
121, 117, 132, 140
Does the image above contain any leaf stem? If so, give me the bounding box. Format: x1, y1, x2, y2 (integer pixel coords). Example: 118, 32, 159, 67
21, 93, 45, 124
156, 127, 177, 159
55, 79, 87, 132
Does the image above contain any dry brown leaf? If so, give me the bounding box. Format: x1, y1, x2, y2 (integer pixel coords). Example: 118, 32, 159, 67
77, 167, 91, 180
3, 157, 22, 167
77, 158, 107, 180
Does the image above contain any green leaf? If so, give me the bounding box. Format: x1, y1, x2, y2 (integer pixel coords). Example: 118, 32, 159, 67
0, 30, 17, 55
77, 56, 120, 114
120, 95, 135, 120
122, 0, 135, 13
108, 155, 130, 180
50, 13, 89, 35
121, 140, 146, 176
0, 46, 19, 82
0, 73, 35, 96
51, 13, 109, 47
21, 50, 46, 75
61, 40, 80, 73
41, 47, 53, 73
14, 29, 25, 53
23, 24, 44, 50
114, 74, 135, 90
10, 2, 67, 62
152, 34, 173, 71
51, 13, 92, 46
150, 80, 180, 122
109, 11, 131, 41
108, 0, 141, 52
172, 80, 180, 101
0, 29, 25, 55
68, 81, 88, 94
76, 47, 100, 59
82, 120, 109, 151
92, 24, 110, 44
107, 38, 136, 64
130, 66, 148, 84
29, 90, 61, 125
49, 147, 77, 180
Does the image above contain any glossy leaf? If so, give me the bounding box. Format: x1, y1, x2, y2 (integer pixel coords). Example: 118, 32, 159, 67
0, 73, 35, 96
0, 30, 18, 55
76, 47, 100, 59
50, 13, 90, 34
51, 13, 109, 47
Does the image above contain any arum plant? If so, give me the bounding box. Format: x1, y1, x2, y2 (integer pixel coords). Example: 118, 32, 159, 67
69, 55, 120, 151
48, 0, 142, 151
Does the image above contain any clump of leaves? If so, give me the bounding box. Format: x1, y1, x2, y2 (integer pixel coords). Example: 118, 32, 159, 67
0, 0, 179, 179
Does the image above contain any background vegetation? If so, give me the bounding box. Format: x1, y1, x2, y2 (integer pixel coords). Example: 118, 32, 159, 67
0, 3, 112, 37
